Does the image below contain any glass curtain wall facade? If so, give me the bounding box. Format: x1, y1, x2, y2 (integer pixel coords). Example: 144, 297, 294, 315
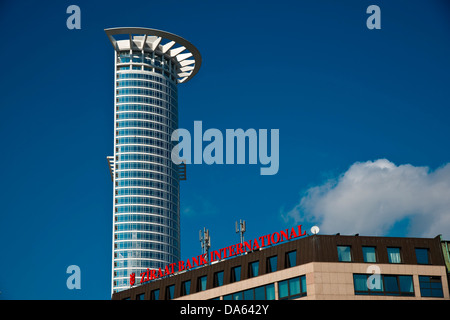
105, 28, 201, 293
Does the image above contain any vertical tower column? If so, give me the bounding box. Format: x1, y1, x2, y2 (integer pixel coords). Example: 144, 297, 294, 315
105, 28, 201, 293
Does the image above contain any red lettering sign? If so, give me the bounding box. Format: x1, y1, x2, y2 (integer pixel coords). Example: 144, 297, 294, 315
126, 224, 307, 287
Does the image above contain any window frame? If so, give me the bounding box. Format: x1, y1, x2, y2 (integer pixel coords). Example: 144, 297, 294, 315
415, 248, 430, 265
223, 283, 276, 301
197, 275, 207, 292
267, 255, 278, 273
248, 261, 260, 278
213, 271, 224, 288
165, 284, 175, 300
136, 293, 145, 300
285, 250, 297, 268
278, 275, 307, 300
387, 247, 402, 264
362, 246, 377, 263
419, 275, 444, 298
181, 280, 191, 296
337, 245, 352, 262
353, 274, 415, 297
150, 289, 160, 300
230, 265, 241, 283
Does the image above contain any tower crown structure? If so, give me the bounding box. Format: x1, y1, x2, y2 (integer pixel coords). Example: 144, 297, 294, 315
105, 27, 201, 293
105, 27, 201, 83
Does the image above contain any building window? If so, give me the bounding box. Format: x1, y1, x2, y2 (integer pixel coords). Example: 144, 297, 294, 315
397, 275, 415, 295
267, 256, 277, 273
224, 291, 243, 300
198, 275, 207, 292
337, 246, 352, 262
384, 275, 402, 295
353, 274, 414, 296
249, 261, 259, 278
278, 276, 307, 300
136, 293, 145, 300
285, 250, 297, 268
362, 246, 377, 263
213, 271, 224, 287
419, 276, 444, 298
150, 289, 159, 300
244, 283, 275, 300
223, 283, 275, 300
387, 247, 402, 263
265, 283, 276, 300
231, 266, 241, 283
181, 280, 191, 296
165, 284, 175, 300
243, 288, 256, 300
354, 274, 380, 295
415, 248, 430, 265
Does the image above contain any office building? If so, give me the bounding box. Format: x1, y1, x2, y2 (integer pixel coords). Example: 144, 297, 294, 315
105, 27, 201, 293
112, 233, 450, 300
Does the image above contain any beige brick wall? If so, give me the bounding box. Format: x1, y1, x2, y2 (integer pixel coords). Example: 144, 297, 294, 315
175, 262, 449, 300
308, 262, 449, 300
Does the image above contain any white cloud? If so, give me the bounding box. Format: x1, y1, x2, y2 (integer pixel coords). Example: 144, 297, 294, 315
282, 159, 450, 239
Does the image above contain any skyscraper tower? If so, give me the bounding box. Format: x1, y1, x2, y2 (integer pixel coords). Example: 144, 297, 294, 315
105, 27, 201, 293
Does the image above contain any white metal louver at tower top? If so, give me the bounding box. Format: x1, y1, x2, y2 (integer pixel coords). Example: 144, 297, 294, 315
105, 27, 201, 294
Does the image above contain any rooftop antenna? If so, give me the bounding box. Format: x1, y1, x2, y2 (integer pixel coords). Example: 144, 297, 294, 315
199, 227, 211, 263
236, 219, 246, 244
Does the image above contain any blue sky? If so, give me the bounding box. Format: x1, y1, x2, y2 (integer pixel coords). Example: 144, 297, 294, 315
0, 0, 449, 299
